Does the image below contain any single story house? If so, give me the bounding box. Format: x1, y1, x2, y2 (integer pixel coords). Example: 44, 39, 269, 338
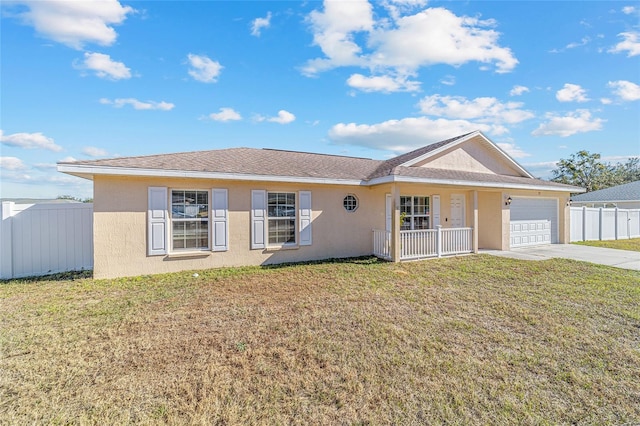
571, 180, 640, 209
58, 131, 583, 279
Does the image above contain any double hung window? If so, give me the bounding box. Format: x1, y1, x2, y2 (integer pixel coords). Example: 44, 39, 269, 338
400, 196, 430, 230
267, 192, 296, 245
171, 190, 209, 250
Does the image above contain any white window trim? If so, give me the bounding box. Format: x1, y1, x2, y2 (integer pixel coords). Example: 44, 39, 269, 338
267, 191, 298, 248
251, 190, 312, 250
169, 188, 211, 253
343, 194, 359, 212
400, 195, 431, 230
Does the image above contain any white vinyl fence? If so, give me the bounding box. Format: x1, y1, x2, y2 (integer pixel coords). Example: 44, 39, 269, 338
1, 202, 93, 279
570, 206, 640, 242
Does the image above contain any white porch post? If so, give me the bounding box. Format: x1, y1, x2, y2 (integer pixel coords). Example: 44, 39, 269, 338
472, 190, 479, 254
391, 185, 401, 262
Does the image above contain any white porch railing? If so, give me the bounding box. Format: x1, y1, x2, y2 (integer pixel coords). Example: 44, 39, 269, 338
373, 226, 474, 261
441, 227, 473, 255
372, 229, 391, 260
401, 229, 437, 260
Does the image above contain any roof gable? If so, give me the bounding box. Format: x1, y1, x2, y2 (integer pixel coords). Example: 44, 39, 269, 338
398, 131, 532, 178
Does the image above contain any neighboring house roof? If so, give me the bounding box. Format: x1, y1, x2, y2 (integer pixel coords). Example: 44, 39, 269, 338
572, 180, 640, 202
58, 131, 582, 192
0, 198, 81, 204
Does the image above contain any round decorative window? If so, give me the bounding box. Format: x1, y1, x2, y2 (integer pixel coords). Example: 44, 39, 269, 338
343, 194, 358, 212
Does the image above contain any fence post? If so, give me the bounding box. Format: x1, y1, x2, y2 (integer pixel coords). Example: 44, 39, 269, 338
436, 225, 442, 258
614, 207, 619, 240
1, 202, 15, 279
598, 208, 603, 241
581, 206, 586, 241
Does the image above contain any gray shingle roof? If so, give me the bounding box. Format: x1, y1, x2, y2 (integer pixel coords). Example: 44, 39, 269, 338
64, 147, 382, 181
572, 180, 640, 202
59, 133, 581, 191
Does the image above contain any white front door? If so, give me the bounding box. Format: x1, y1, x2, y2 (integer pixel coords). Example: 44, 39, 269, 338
450, 194, 465, 227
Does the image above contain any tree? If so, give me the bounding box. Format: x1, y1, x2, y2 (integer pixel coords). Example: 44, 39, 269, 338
56, 195, 93, 203
551, 151, 640, 192
551, 151, 615, 192
612, 157, 640, 184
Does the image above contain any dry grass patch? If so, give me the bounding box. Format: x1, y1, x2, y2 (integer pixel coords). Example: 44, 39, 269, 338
1, 256, 639, 424
573, 237, 640, 252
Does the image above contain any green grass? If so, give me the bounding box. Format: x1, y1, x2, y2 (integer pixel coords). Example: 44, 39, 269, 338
1, 256, 639, 425
573, 237, 640, 252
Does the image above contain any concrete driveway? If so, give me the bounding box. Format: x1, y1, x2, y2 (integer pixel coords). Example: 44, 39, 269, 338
482, 244, 640, 271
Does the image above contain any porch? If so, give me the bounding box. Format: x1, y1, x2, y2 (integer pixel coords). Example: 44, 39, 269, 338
372, 226, 474, 261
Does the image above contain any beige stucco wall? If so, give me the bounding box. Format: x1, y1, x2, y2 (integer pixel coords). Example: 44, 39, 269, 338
93, 176, 388, 278
93, 176, 573, 278
478, 192, 503, 249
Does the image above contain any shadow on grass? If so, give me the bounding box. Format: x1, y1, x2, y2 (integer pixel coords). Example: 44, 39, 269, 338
1, 269, 93, 284
260, 255, 386, 270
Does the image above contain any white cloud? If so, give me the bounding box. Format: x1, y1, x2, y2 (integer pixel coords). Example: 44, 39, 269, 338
0, 130, 63, 151
440, 75, 456, 86
100, 98, 175, 110
532, 110, 604, 137
496, 142, 531, 158
76, 52, 131, 80
0, 156, 28, 171
208, 107, 242, 122
305, 4, 517, 73
328, 117, 501, 152
372, 7, 519, 73
347, 73, 420, 93
251, 12, 272, 37
607, 80, 640, 101
566, 37, 590, 49
622, 6, 636, 14
509, 85, 529, 96
82, 146, 108, 157
303, 3, 517, 91
258, 110, 296, 124
187, 53, 223, 83
418, 95, 534, 124
610, 32, 640, 57
304, 0, 373, 75
556, 83, 589, 102
6, 0, 134, 49
600, 98, 613, 105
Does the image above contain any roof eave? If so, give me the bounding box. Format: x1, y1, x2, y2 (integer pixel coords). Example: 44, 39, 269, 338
367, 174, 584, 193
56, 164, 367, 186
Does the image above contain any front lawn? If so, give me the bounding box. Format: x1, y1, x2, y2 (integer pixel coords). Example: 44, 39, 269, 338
1, 256, 639, 424
573, 237, 640, 252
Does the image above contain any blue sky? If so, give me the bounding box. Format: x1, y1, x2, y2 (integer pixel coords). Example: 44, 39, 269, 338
1, 0, 639, 199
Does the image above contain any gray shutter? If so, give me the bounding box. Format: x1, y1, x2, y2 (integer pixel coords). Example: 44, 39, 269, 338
251, 190, 266, 249
148, 187, 168, 256
212, 188, 228, 251
299, 191, 312, 246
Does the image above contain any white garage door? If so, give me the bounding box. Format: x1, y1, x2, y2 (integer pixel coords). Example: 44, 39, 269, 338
510, 198, 558, 248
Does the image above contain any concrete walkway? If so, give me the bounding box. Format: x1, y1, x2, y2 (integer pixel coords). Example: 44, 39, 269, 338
481, 244, 640, 271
